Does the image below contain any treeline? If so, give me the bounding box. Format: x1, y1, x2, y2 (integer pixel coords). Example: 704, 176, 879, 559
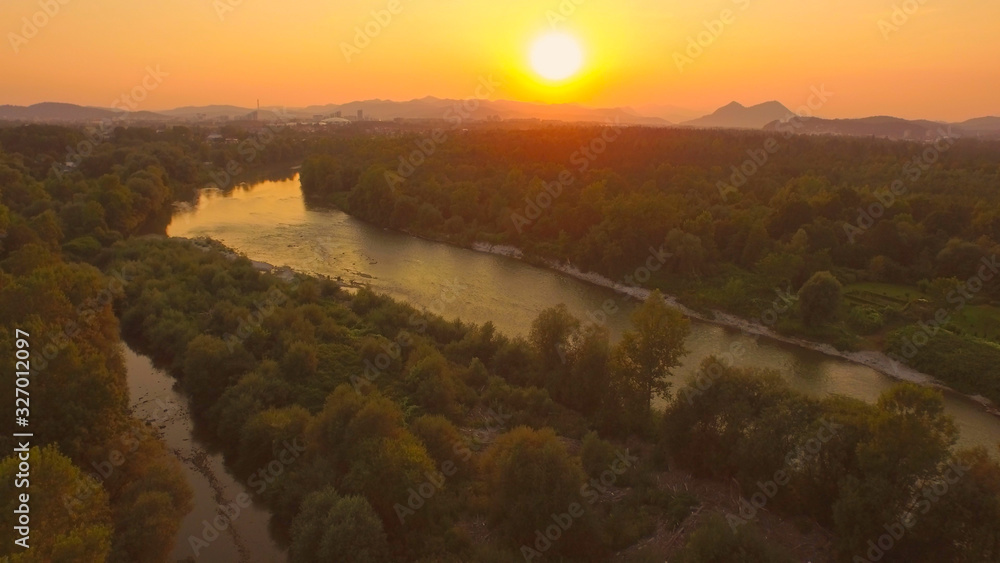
299, 126, 1000, 402
0, 143, 191, 560
0, 122, 312, 200
108, 234, 1000, 561
0, 121, 311, 561
667, 359, 1000, 561
108, 236, 708, 561
300, 127, 1000, 285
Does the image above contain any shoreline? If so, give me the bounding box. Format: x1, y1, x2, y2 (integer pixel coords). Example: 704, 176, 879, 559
470, 242, 1000, 419
171, 190, 1000, 420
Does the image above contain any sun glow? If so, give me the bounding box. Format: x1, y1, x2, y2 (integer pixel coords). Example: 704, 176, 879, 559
529, 32, 585, 82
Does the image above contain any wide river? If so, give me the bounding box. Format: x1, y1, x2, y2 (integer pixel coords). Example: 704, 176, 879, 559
141, 173, 1000, 560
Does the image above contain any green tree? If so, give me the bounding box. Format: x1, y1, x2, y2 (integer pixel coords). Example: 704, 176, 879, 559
903, 447, 1000, 562
282, 341, 319, 381
529, 304, 581, 402
831, 385, 958, 560
611, 290, 689, 415
529, 304, 580, 373
290, 487, 390, 563
238, 406, 312, 473
0, 446, 112, 562
481, 426, 603, 560
101, 433, 193, 563
410, 414, 467, 474
182, 334, 254, 409
567, 323, 612, 415
798, 271, 842, 326
664, 359, 816, 488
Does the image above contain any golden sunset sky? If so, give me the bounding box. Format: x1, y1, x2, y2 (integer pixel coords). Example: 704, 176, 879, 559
2, 0, 998, 121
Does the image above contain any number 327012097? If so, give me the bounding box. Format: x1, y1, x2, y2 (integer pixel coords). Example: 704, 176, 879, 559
15, 329, 30, 425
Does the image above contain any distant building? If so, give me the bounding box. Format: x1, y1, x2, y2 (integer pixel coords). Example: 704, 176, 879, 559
334, 111, 342, 118
357, 109, 363, 121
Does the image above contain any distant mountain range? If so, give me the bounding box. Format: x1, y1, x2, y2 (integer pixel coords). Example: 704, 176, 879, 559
0, 99, 669, 126
1, 99, 998, 139
621, 103, 707, 124
292, 97, 673, 125
0, 102, 167, 122
762, 115, 1000, 140
958, 116, 1000, 133
680, 101, 795, 129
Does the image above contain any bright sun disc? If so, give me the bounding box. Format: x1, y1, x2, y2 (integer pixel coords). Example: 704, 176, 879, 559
529, 32, 584, 81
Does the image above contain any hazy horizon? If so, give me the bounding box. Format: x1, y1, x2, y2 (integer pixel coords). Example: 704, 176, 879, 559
3, 0, 999, 122
3, 95, 998, 125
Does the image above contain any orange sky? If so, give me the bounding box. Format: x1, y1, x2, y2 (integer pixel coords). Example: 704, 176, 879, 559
2, 0, 998, 121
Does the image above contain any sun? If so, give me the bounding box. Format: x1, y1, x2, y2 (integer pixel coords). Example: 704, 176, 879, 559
529, 32, 584, 81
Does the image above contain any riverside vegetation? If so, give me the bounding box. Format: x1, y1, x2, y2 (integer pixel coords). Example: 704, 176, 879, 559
301, 126, 1000, 408
1, 122, 999, 561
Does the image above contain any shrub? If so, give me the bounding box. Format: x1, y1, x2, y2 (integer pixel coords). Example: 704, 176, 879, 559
675, 514, 794, 563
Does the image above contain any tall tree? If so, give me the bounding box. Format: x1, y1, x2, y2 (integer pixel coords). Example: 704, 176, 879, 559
798, 271, 843, 327
481, 427, 604, 560
290, 487, 390, 563
567, 323, 612, 415
529, 304, 580, 399
612, 290, 690, 416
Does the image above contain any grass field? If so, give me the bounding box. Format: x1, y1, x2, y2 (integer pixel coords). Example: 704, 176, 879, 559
842, 282, 1000, 343
949, 305, 1000, 342
843, 282, 927, 311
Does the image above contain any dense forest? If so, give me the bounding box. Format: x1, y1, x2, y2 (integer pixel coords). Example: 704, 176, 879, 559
0, 127, 200, 561
0, 123, 307, 561
300, 126, 1000, 406
2, 122, 1000, 562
